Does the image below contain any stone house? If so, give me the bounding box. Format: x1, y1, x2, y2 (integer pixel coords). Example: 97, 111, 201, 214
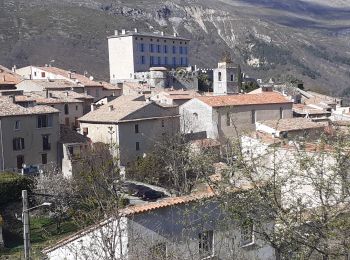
0, 65, 23, 90
255, 117, 328, 140
151, 89, 200, 106
180, 92, 293, 141
16, 66, 122, 101
0, 97, 60, 172
15, 91, 93, 129
58, 125, 91, 178
78, 95, 179, 166
42, 188, 275, 260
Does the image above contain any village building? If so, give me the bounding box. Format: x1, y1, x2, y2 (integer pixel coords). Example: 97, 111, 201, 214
180, 92, 293, 141
108, 29, 190, 82
255, 117, 328, 140
16, 66, 122, 101
213, 59, 240, 95
0, 96, 60, 172
293, 103, 331, 121
42, 187, 275, 260
14, 91, 94, 129
0, 65, 23, 90
151, 89, 201, 106
78, 95, 179, 166
59, 125, 90, 178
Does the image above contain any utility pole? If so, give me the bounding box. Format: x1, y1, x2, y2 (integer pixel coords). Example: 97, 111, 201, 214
22, 190, 30, 260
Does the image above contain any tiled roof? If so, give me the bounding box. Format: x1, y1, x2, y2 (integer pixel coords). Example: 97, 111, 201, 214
258, 118, 327, 132
293, 104, 331, 115
190, 138, 221, 148
79, 95, 149, 123
60, 125, 90, 144
197, 93, 292, 107
163, 90, 200, 100
0, 65, 23, 85
16, 91, 86, 104
123, 82, 152, 92
39, 67, 121, 90
0, 97, 59, 117
20, 79, 80, 90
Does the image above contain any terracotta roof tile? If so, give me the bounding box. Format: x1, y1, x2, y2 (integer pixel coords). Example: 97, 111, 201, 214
197, 92, 292, 107
0, 96, 59, 117
39, 67, 120, 90
0, 65, 23, 85
258, 118, 327, 132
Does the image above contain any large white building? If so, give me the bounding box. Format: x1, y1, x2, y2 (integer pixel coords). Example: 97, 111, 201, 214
108, 29, 190, 82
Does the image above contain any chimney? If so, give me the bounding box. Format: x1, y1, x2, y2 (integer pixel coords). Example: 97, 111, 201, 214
134, 28, 138, 33
68, 72, 72, 79
108, 105, 114, 111
173, 33, 178, 37
12, 65, 16, 73
45, 64, 48, 67
146, 97, 151, 103
114, 30, 119, 35
91, 104, 96, 111
161, 31, 164, 36
121, 29, 126, 35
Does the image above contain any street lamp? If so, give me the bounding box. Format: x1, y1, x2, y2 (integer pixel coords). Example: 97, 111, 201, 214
22, 190, 51, 260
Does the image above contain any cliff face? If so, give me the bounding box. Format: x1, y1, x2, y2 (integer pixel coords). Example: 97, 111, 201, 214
1, 0, 350, 95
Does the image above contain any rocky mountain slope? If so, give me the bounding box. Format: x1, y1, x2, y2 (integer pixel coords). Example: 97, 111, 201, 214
0, 0, 350, 95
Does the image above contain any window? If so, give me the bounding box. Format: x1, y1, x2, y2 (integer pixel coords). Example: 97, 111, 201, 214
17, 155, 24, 169
150, 56, 155, 65
141, 56, 145, 64
164, 57, 168, 65
65, 118, 70, 126
241, 220, 254, 246
42, 135, 51, 151
251, 110, 256, 124
75, 105, 78, 111
199, 230, 214, 258
13, 137, 25, 151
218, 72, 222, 81
37, 114, 53, 128
83, 127, 88, 136
34, 72, 37, 77
136, 142, 140, 151
280, 107, 283, 119
193, 112, 198, 120
164, 45, 168, 53
179, 46, 183, 54
149, 44, 154, 52
149, 243, 167, 260
157, 56, 161, 65
173, 57, 176, 66
172, 46, 176, 54
64, 104, 69, 115
135, 124, 139, 133
157, 44, 161, 53
14, 120, 20, 130
180, 57, 184, 66
230, 74, 234, 81
41, 153, 47, 165
140, 43, 145, 52
161, 120, 165, 127
226, 112, 231, 126
41, 72, 46, 77
184, 46, 188, 54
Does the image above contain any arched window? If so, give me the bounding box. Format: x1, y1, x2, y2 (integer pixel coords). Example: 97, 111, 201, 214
218, 72, 222, 81
64, 104, 69, 115
231, 74, 234, 81
193, 112, 198, 120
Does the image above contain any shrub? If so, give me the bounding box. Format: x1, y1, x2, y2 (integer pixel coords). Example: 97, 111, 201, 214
0, 172, 33, 206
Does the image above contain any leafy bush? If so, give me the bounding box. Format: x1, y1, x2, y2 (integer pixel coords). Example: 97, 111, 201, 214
0, 172, 33, 206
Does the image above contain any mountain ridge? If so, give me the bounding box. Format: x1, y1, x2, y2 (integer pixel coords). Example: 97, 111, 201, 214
0, 0, 349, 95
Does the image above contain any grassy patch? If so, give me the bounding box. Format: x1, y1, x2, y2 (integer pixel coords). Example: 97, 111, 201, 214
0, 217, 78, 259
